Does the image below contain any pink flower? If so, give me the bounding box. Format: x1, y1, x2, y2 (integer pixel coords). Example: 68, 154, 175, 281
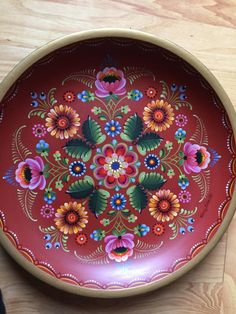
95, 67, 126, 98
183, 142, 211, 174
15, 156, 46, 190
32, 124, 47, 138
105, 233, 134, 262
178, 190, 191, 203
175, 114, 188, 127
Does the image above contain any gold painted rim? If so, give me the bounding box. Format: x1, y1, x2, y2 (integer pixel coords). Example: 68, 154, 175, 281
0, 28, 236, 298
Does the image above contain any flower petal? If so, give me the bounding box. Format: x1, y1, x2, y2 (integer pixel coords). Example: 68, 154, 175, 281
115, 144, 127, 156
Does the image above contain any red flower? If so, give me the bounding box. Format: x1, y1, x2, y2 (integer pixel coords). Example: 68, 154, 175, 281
63, 91, 75, 103
76, 233, 88, 245
145, 87, 157, 98
93, 143, 138, 188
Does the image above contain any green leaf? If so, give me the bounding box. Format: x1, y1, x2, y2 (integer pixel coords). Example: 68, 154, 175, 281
44, 172, 50, 179
179, 151, 185, 158
127, 185, 147, 213
161, 164, 166, 172
28, 109, 46, 119
39, 225, 56, 233
61, 158, 69, 165
115, 113, 123, 119
43, 163, 50, 172
64, 139, 91, 161
82, 116, 106, 144
121, 209, 131, 216
112, 229, 120, 236
159, 148, 166, 158
120, 229, 126, 236
137, 133, 162, 155
120, 133, 132, 141
89, 189, 110, 217
62, 173, 70, 182
120, 113, 143, 141
178, 159, 184, 166
139, 172, 166, 190
67, 176, 94, 199
108, 210, 116, 216
99, 114, 107, 121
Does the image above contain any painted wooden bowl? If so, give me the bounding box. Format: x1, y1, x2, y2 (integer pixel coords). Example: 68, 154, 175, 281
0, 29, 235, 298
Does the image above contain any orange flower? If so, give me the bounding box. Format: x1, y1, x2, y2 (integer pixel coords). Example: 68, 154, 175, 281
143, 99, 174, 132
76, 233, 88, 245
46, 105, 80, 139
149, 189, 180, 222
152, 223, 165, 236
55, 202, 88, 234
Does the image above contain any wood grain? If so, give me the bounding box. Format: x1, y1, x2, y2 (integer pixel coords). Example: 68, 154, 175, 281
0, 0, 236, 313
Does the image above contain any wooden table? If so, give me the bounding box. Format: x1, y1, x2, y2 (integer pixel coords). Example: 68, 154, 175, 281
0, 1, 236, 313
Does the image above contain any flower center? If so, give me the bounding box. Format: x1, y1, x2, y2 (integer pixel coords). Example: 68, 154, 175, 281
158, 200, 171, 212
115, 199, 122, 205
102, 73, 120, 83
196, 150, 205, 166
153, 109, 165, 122
57, 116, 70, 129
22, 165, 32, 183
149, 158, 156, 165
110, 126, 116, 131
111, 161, 120, 170
113, 247, 128, 255
44, 208, 50, 214
65, 210, 79, 225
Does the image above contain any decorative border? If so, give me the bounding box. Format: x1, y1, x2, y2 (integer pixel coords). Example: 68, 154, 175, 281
0, 29, 236, 298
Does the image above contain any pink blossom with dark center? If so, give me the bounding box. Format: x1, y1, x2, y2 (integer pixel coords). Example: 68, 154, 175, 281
15, 156, 46, 190
95, 67, 126, 98
105, 233, 134, 262
183, 142, 210, 174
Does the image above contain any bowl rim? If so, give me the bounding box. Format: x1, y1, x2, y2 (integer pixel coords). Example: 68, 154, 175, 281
0, 28, 236, 298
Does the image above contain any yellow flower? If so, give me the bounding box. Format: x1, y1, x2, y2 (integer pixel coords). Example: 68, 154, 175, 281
149, 189, 180, 222
46, 105, 80, 139
143, 99, 174, 132
55, 202, 88, 234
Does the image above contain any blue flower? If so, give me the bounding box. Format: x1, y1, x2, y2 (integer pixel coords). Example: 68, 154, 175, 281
44, 190, 56, 204
134, 224, 150, 237
39, 92, 46, 100
90, 229, 105, 241
77, 90, 94, 102
31, 100, 39, 107
178, 174, 189, 190
45, 242, 52, 250
110, 193, 126, 210
30, 91, 38, 99
175, 128, 186, 143
144, 154, 160, 170
36, 140, 49, 155
44, 234, 51, 241
69, 161, 86, 177
128, 89, 143, 101
105, 120, 122, 137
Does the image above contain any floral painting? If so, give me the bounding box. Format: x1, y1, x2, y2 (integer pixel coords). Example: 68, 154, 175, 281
2, 61, 222, 263
0, 38, 234, 290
